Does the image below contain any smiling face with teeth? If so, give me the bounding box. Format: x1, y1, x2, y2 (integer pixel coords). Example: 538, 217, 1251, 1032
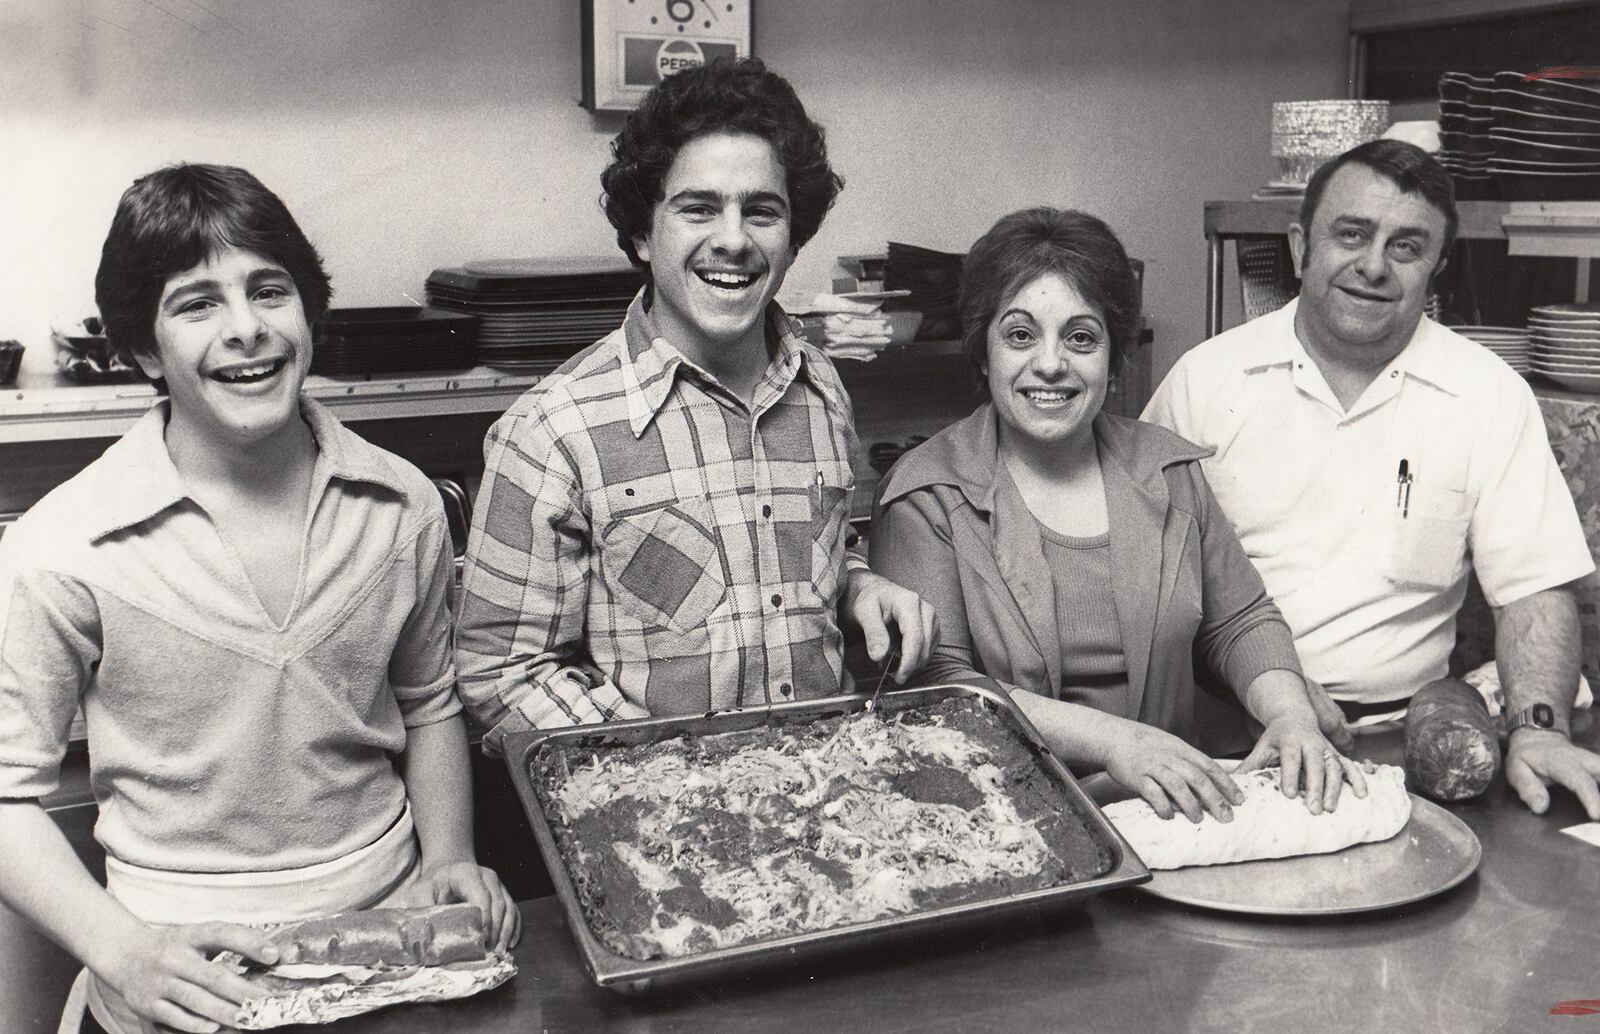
1289, 163, 1449, 370
633, 131, 795, 378
141, 245, 313, 454
984, 273, 1111, 454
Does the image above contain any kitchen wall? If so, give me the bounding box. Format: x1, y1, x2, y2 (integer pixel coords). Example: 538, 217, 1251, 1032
0, 0, 1350, 385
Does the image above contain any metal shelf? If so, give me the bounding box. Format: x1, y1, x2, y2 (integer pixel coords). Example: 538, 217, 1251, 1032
0, 366, 542, 444
1203, 199, 1600, 337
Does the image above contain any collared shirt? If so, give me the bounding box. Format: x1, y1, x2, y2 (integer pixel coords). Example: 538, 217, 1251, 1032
1144, 299, 1594, 704
0, 398, 459, 872
871, 407, 1296, 756
456, 293, 862, 751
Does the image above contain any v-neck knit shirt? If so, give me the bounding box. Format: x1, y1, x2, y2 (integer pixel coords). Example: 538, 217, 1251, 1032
1035, 519, 1131, 713
0, 398, 459, 873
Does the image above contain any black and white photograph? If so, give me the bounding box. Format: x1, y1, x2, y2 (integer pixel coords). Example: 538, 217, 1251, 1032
3, 2, 1600, 1031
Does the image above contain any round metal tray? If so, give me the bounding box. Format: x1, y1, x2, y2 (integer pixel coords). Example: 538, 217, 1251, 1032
1136, 795, 1482, 916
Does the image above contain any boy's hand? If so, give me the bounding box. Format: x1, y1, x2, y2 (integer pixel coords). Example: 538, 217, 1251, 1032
841, 569, 939, 683
409, 861, 521, 953
94, 919, 277, 1033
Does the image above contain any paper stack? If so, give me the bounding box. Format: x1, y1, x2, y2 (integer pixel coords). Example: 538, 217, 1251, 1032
785, 291, 917, 362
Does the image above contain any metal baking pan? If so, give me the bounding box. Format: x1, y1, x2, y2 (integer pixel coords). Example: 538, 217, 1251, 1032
501, 682, 1150, 995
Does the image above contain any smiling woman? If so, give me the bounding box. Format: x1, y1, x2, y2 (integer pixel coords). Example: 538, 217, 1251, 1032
871, 206, 1360, 829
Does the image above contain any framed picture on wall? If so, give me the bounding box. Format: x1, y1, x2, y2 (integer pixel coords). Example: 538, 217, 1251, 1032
582, 0, 753, 112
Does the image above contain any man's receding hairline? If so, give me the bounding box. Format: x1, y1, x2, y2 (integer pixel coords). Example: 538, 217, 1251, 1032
1305, 163, 1452, 236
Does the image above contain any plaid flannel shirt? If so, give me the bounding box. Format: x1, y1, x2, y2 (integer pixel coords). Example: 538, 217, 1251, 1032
456, 294, 865, 751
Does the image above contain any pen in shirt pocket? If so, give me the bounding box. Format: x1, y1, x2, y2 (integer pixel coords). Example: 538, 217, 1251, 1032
1396, 459, 1413, 518
811, 470, 825, 511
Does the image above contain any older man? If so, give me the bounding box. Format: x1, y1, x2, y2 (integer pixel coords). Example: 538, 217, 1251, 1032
1145, 139, 1600, 818
455, 59, 936, 750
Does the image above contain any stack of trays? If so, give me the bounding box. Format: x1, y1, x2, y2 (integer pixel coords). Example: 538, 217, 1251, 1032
1439, 69, 1600, 200
1529, 304, 1600, 393
884, 242, 964, 341
1437, 73, 1495, 198
1489, 70, 1600, 200
425, 259, 644, 373
313, 307, 478, 377
1452, 325, 1529, 375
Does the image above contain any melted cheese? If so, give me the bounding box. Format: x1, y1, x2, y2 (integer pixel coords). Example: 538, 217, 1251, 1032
546, 707, 1065, 958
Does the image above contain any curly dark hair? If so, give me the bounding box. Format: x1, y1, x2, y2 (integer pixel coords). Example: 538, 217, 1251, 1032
958, 207, 1141, 396
95, 163, 331, 392
600, 57, 843, 271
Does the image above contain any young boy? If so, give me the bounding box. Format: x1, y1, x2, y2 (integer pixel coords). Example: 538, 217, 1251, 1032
0, 164, 516, 1034
454, 58, 938, 746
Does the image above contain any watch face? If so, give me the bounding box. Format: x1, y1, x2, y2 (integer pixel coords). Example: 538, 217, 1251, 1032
1532, 702, 1555, 727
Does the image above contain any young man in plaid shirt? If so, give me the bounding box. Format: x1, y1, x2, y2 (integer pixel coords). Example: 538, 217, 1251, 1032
456, 59, 938, 748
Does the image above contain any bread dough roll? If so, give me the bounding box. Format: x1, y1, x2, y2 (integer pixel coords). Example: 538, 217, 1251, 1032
1103, 764, 1411, 870
265, 903, 486, 968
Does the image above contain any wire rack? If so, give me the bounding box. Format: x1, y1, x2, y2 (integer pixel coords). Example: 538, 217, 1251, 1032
1237, 238, 1300, 322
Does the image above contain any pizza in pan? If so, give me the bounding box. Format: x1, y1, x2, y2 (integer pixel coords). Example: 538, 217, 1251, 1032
536, 698, 1117, 960
1102, 763, 1411, 870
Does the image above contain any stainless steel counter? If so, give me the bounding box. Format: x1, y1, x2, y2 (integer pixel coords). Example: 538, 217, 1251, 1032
311, 714, 1600, 1034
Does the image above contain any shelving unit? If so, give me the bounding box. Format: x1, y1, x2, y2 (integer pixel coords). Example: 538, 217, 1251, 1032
0, 365, 542, 445
1204, 199, 1600, 337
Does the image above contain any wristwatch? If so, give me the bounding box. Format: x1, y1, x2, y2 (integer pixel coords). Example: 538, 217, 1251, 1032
1505, 702, 1570, 738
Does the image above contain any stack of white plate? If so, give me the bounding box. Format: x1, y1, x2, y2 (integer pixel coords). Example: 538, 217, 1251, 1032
1529, 304, 1600, 392
1453, 325, 1530, 373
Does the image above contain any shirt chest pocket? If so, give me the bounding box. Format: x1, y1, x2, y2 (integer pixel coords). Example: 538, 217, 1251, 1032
810, 481, 852, 600
600, 497, 727, 635
1381, 466, 1473, 593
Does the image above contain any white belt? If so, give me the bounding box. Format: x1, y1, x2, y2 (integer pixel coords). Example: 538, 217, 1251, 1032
103, 802, 419, 925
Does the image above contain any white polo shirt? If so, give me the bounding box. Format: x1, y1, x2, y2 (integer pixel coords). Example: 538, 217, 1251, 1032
1143, 300, 1593, 705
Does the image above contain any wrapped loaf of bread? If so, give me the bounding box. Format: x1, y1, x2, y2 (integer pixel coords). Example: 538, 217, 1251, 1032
1103, 764, 1411, 870
231, 903, 516, 1029
264, 903, 489, 968
1404, 678, 1500, 801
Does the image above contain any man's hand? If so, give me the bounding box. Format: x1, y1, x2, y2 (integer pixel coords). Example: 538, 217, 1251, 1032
405, 862, 521, 953
840, 569, 938, 683
93, 919, 278, 1033
1302, 678, 1356, 753
1506, 730, 1600, 820
1494, 583, 1588, 817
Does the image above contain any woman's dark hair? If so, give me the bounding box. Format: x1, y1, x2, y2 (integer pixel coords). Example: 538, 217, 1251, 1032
600, 57, 843, 272
95, 163, 331, 390
958, 207, 1141, 394
1299, 138, 1458, 260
